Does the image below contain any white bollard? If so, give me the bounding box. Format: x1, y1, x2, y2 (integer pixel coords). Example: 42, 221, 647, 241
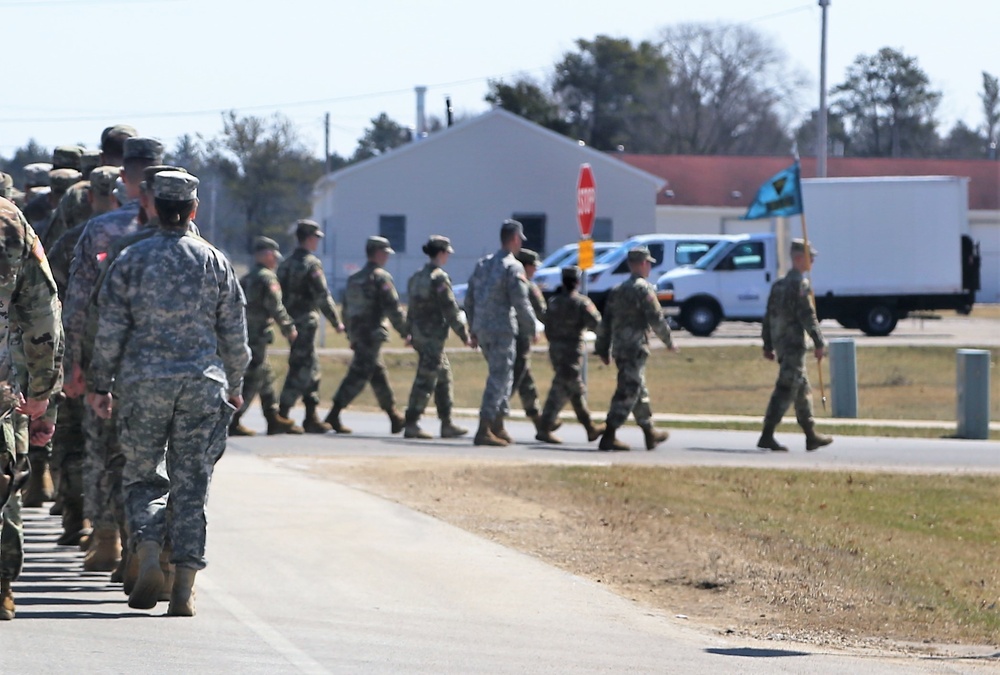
956, 349, 991, 440
828, 338, 858, 418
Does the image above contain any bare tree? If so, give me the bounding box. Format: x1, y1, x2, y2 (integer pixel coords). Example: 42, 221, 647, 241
981, 71, 999, 158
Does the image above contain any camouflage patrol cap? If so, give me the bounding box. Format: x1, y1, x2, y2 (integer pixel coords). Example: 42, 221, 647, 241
23, 163, 52, 188
366, 235, 395, 255
49, 168, 83, 195
253, 236, 282, 258
562, 265, 582, 283
627, 246, 656, 264
790, 238, 818, 257
0, 173, 12, 200
89, 166, 120, 196
295, 219, 323, 239
500, 218, 526, 242
140, 165, 186, 192
515, 248, 540, 267
123, 137, 165, 162
422, 234, 454, 256
79, 149, 102, 176
100, 124, 138, 148
52, 145, 84, 170
152, 170, 198, 201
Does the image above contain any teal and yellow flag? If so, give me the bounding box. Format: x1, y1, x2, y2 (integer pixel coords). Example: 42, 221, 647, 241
742, 161, 803, 220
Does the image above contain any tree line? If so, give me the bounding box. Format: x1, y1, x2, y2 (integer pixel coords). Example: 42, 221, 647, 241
2, 22, 996, 257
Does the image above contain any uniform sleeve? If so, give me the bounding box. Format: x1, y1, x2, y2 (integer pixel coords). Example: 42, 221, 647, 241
436, 273, 469, 343
308, 262, 342, 327
217, 262, 251, 398
640, 283, 674, 349
88, 257, 132, 394
508, 267, 536, 339
583, 297, 602, 333
10, 252, 62, 401
796, 278, 824, 349
262, 273, 295, 340
63, 222, 99, 368
463, 266, 478, 332
594, 290, 613, 358
378, 271, 408, 337
761, 283, 777, 352
529, 283, 547, 324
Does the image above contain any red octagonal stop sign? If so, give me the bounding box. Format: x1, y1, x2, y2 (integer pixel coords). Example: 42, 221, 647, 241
576, 163, 596, 238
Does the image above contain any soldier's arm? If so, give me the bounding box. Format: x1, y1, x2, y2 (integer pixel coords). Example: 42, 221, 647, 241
796, 278, 824, 349
761, 284, 776, 354
509, 268, 537, 339
63, 223, 99, 368
436, 273, 470, 343
594, 294, 612, 359
378, 272, 408, 338
583, 297, 602, 332
10, 253, 62, 402
640, 283, 674, 350
463, 269, 477, 333
86, 257, 132, 395
529, 284, 547, 324
217, 263, 252, 399
262, 273, 296, 340
310, 264, 342, 329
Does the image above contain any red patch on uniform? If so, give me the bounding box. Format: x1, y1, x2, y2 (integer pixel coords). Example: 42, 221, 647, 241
31, 238, 45, 261
96, 251, 107, 263
270, 282, 281, 294
382, 284, 392, 292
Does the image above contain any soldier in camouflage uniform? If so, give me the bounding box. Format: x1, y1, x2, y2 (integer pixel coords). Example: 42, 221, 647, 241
326, 236, 408, 434
511, 248, 546, 432
18, 163, 51, 212
232, 236, 299, 436
464, 220, 536, 446
276, 219, 344, 433
42, 148, 102, 252
24, 145, 84, 239
594, 246, 676, 451
758, 239, 833, 452
0, 198, 63, 620
89, 171, 250, 616
402, 235, 471, 439
535, 266, 605, 444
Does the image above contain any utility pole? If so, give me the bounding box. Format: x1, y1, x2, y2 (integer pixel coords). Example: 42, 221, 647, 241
817, 0, 831, 177
324, 112, 331, 173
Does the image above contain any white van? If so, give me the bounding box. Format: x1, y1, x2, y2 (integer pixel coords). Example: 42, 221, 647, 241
579, 234, 733, 311
532, 241, 620, 295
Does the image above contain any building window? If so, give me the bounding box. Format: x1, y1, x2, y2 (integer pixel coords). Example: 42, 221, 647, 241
379, 215, 406, 253
511, 213, 546, 255
592, 218, 613, 242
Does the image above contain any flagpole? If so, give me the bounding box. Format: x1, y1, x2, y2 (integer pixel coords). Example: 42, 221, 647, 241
798, 210, 828, 410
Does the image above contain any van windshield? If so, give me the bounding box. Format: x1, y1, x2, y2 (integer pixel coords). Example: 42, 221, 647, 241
693, 240, 736, 270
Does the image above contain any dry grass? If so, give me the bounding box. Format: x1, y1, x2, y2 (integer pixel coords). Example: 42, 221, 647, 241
312, 457, 1000, 650
266, 345, 999, 425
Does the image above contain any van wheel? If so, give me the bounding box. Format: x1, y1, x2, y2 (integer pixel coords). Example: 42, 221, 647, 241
682, 302, 720, 337
859, 304, 897, 336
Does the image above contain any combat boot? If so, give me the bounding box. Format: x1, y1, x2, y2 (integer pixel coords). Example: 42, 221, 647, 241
583, 420, 607, 443
0, 579, 14, 621
473, 418, 507, 447
56, 495, 86, 547
598, 425, 630, 451
168, 566, 197, 617
756, 424, 788, 452
535, 426, 562, 444
158, 545, 175, 602
804, 426, 834, 452
323, 404, 351, 434
49, 495, 64, 516
403, 410, 432, 439
21, 455, 54, 507
128, 540, 164, 610
83, 527, 122, 572
571, 399, 602, 441
303, 404, 333, 434
490, 416, 513, 444
388, 409, 406, 435
228, 413, 256, 437
641, 424, 669, 451
265, 409, 301, 435
439, 419, 468, 438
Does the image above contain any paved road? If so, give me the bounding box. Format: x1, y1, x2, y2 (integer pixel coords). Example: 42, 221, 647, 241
2, 410, 998, 674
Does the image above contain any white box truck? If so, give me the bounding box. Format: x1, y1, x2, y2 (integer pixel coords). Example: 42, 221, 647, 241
656, 176, 982, 337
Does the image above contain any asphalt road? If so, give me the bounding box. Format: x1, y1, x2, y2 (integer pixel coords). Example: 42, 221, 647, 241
1, 411, 998, 674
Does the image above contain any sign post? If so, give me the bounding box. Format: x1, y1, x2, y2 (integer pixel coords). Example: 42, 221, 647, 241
577, 164, 596, 386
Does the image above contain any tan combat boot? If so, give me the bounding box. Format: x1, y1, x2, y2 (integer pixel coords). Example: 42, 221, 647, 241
534, 415, 562, 444
473, 418, 507, 447
388, 409, 406, 435
403, 411, 432, 439
265, 409, 301, 435
83, 527, 122, 572
228, 414, 256, 437
56, 495, 86, 547
128, 540, 164, 610
598, 425, 630, 451
0, 579, 14, 621
158, 544, 175, 602
489, 416, 513, 444
303, 404, 333, 434
583, 420, 607, 442
641, 424, 669, 451
439, 419, 468, 438
804, 426, 834, 452
756, 424, 788, 452
21, 455, 54, 507
168, 566, 197, 617
322, 404, 351, 434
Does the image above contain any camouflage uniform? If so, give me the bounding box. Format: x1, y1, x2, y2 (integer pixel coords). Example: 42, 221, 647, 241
0, 200, 63, 619
594, 250, 673, 450
89, 172, 249, 585
330, 244, 407, 432
759, 247, 832, 452
464, 222, 536, 444
276, 243, 342, 419
511, 252, 546, 423
404, 247, 469, 437
239, 251, 296, 427
536, 270, 604, 442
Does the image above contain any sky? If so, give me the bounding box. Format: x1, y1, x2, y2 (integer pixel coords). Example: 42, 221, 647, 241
1, 0, 996, 161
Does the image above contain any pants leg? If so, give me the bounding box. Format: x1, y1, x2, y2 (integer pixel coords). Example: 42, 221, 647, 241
407, 342, 443, 417
478, 333, 515, 419
279, 321, 319, 411
606, 352, 648, 428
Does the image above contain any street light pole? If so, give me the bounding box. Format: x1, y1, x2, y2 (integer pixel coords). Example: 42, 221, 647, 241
817, 0, 831, 177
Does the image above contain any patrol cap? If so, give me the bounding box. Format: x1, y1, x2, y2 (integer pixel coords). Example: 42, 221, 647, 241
253, 236, 282, 258
627, 246, 656, 264
152, 170, 199, 201
49, 168, 83, 194
295, 219, 323, 239
141, 165, 186, 192
366, 235, 395, 255
101, 124, 138, 148
123, 137, 165, 162
0, 173, 12, 200
52, 145, 84, 170
23, 163, 52, 188
562, 265, 581, 283
500, 218, 526, 242
80, 149, 102, 176
422, 234, 453, 256
790, 238, 818, 257
515, 248, 540, 267
89, 166, 120, 196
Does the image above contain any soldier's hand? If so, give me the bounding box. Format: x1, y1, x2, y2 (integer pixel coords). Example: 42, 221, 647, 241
531, 334, 540, 345
17, 396, 48, 419
668, 344, 680, 353
404, 335, 413, 348
288, 328, 299, 344
335, 323, 345, 334
469, 334, 479, 350
763, 349, 775, 361
228, 394, 244, 410
87, 392, 114, 420
814, 347, 825, 362
63, 362, 86, 399
28, 418, 55, 446
599, 355, 610, 366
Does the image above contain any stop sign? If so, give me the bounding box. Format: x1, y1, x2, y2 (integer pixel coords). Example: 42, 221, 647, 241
576, 164, 596, 238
